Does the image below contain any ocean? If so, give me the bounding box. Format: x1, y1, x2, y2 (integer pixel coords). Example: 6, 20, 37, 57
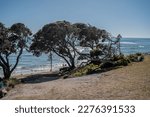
0, 38, 150, 77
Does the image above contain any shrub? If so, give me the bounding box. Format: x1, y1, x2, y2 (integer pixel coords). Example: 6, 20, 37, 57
127, 53, 144, 62
70, 53, 144, 78
72, 64, 100, 77
115, 59, 128, 66
111, 54, 125, 61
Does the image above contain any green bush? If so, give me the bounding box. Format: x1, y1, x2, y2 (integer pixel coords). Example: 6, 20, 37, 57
70, 53, 144, 78
72, 64, 100, 77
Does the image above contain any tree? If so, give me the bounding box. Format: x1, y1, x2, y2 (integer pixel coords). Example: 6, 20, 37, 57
30, 21, 79, 69
0, 22, 31, 79
74, 23, 113, 60
30, 21, 114, 69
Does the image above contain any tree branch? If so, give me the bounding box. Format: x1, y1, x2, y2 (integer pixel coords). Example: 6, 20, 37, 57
0, 61, 4, 67
0, 54, 7, 66
10, 48, 23, 73
53, 49, 71, 67
5, 53, 10, 66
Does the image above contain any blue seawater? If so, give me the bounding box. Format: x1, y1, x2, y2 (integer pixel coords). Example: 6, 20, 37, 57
0, 38, 150, 77
120, 38, 150, 54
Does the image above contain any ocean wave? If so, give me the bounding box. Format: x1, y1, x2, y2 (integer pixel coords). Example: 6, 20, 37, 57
12, 63, 63, 75
139, 45, 144, 48
120, 42, 137, 45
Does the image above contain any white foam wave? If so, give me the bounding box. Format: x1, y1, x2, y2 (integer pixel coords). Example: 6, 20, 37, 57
12, 63, 64, 76
139, 45, 144, 48
120, 42, 137, 45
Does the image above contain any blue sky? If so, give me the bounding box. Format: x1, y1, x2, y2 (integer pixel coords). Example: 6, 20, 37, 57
0, 0, 150, 38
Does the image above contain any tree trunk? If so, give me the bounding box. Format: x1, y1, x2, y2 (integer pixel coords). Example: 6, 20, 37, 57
2, 66, 11, 80
70, 58, 75, 70
0, 48, 23, 80
4, 71, 11, 80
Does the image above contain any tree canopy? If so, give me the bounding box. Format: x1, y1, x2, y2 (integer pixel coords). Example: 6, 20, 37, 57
30, 21, 79, 69
74, 23, 111, 49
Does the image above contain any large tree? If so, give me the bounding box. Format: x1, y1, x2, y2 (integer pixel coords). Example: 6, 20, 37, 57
0, 22, 31, 79
74, 23, 113, 60
30, 21, 112, 69
30, 21, 79, 69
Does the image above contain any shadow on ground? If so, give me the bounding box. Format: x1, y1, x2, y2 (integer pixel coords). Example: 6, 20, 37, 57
20, 72, 60, 84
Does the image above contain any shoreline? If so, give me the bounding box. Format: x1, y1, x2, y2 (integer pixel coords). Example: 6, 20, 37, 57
2, 52, 150, 79
1, 55, 150, 100
1, 52, 150, 78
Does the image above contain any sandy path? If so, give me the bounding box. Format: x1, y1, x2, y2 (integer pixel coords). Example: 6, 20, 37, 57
2, 56, 150, 100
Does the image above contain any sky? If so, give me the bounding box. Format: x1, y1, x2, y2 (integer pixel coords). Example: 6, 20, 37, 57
0, 0, 150, 38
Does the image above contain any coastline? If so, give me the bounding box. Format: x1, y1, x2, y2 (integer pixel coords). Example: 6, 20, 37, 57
1, 38, 150, 78
1, 55, 150, 100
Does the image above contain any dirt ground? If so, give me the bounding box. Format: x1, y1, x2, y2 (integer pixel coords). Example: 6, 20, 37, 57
2, 56, 150, 100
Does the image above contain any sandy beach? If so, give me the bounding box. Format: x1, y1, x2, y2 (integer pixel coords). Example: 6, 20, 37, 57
2, 55, 150, 100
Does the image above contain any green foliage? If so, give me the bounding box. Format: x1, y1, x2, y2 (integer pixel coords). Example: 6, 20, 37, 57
72, 64, 100, 77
